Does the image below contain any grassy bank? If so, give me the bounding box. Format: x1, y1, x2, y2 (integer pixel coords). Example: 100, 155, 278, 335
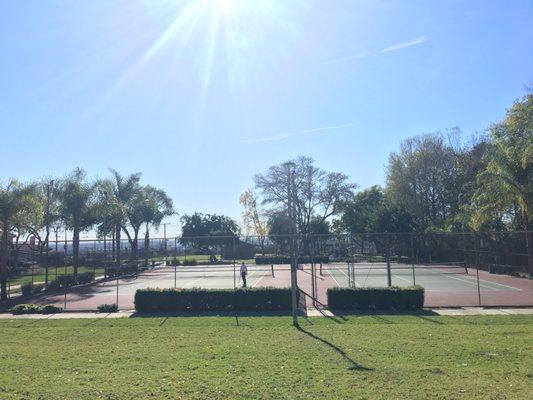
0, 314, 531, 399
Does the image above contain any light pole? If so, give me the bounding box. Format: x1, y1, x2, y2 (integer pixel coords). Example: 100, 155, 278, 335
283, 162, 298, 326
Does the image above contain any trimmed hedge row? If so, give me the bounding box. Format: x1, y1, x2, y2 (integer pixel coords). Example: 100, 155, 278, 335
10, 304, 63, 315
135, 287, 293, 312
327, 286, 424, 310
255, 256, 329, 265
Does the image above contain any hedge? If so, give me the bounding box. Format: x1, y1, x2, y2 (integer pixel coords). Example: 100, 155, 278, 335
255, 256, 329, 265
97, 303, 118, 313
10, 304, 63, 315
327, 286, 424, 310
135, 287, 293, 312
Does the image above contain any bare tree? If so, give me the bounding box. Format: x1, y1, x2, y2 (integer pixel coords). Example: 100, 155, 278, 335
254, 156, 357, 241
240, 189, 268, 255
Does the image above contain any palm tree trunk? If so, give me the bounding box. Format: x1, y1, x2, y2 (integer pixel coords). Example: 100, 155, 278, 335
115, 222, 121, 268
144, 230, 150, 267
72, 227, 80, 278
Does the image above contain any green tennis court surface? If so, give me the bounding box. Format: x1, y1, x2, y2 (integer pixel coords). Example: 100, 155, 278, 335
8, 261, 532, 310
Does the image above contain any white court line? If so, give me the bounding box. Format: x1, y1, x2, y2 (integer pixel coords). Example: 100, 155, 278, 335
327, 265, 360, 287
422, 268, 521, 291
251, 268, 270, 288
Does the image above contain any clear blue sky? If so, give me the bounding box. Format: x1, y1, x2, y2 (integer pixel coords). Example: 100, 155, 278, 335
1, 0, 532, 236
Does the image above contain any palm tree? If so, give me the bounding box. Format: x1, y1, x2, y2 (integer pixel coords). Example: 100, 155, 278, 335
473, 94, 532, 275
57, 168, 98, 279
0, 180, 37, 300
109, 169, 143, 263
138, 186, 174, 265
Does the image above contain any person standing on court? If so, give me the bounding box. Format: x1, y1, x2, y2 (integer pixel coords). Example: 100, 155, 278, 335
240, 262, 248, 288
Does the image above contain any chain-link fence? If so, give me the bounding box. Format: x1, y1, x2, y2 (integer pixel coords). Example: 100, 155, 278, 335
1, 231, 531, 311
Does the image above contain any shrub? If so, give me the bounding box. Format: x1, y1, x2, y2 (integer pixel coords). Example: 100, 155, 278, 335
42, 304, 63, 314
182, 259, 198, 266
57, 275, 76, 287
10, 304, 43, 315
21, 283, 34, 296
106, 266, 138, 278
168, 258, 180, 266
327, 286, 424, 310
77, 271, 94, 284
46, 279, 61, 291
97, 303, 118, 313
32, 284, 44, 294
254, 256, 329, 265
21, 283, 45, 296
134, 287, 293, 312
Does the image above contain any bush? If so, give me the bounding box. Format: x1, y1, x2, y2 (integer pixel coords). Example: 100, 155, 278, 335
182, 259, 198, 266
134, 287, 293, 312
10, 304, 43, 315
42, 304, 63, 314
97, 303, 118, 313
32, 284, 44, 294
57, 275, 76, 287
168, 258, 180, 266
106, 265, 138, 278
21, 283, 34, 296
327, 286, 424, 310
21, 283, 45, 296
77, 271, 94, 284
46, 279, 61, 291
254, 256, 329, 265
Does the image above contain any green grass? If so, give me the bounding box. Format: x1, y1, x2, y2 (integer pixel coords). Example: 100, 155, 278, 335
7, 266, 105, 287
0, 314, 531, 399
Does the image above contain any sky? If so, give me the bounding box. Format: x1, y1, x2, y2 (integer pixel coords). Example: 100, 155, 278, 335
1, 0, 532, 237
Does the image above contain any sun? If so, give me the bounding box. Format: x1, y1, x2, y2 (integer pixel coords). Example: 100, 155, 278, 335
213, 0, 239, 15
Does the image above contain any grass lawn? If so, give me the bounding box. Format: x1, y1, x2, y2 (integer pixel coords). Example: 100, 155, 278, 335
7, 266, 106, 287
0, 314, 531, 399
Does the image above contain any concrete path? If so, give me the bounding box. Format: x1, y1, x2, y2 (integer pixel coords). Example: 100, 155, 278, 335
1, 307, 532, 319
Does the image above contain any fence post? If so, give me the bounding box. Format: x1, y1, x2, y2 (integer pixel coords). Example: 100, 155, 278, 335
271, 264, 274, 277
475, 233, 481, 306
386, 234, 392, 287
411, 233, 416, 286
232, 237, 236, 290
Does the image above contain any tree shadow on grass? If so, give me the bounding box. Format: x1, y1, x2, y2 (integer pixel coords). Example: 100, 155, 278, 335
295, 324, 373, 372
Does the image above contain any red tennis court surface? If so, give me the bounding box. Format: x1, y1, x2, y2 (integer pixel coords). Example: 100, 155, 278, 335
7, 262, 533, 310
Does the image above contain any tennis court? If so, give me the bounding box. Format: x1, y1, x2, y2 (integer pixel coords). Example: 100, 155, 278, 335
15, 260, 532, 310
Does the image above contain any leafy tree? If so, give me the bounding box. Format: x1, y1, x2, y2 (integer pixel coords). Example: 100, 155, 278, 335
472, 94, 533, 275
57, 168, 98, 278
386, 131, 461, 230
266, 211, 291, 253
180, 213, 239, 253
0, 180, 37, 299
338, 185, 386, 234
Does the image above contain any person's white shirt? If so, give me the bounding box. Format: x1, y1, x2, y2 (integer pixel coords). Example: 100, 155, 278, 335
240, 264, 248, 274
